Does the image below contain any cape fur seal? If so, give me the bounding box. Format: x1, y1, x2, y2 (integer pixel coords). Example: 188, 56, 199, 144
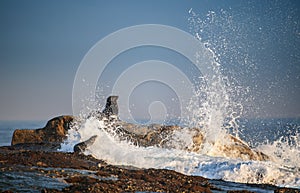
74, 135, 98, 153
102, 96, 119, 116
86, 96, 119, 119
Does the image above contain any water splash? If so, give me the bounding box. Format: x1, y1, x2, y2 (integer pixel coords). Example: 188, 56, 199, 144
258, 132, 300, 168
186, 9, 246, 145
187, 7, 300, 176
61, 7, 300, 188
59, 115, 300, 187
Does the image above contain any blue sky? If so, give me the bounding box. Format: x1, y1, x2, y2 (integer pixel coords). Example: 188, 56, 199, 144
0, 0, 299, 121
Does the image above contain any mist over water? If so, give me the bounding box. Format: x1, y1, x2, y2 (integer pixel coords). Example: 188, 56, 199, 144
61, 7, 300, 188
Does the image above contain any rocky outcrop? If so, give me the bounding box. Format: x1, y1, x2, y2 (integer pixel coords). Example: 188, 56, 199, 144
207, 135, 270, 161
0, 145, 293, 193
101, 120, 270, 161
9, 96, 270, 161
0, 147, 213, 193
11, 115, 73, 146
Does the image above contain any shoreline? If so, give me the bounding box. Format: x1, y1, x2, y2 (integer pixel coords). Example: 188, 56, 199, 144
0, 146, 212, 193
0, 111, 299, 192
0, 145, 299, 193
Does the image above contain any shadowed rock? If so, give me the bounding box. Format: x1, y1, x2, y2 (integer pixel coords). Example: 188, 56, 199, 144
74, 135, 98, 153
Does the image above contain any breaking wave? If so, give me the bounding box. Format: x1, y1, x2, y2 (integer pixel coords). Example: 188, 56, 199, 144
61, 7, 300, 188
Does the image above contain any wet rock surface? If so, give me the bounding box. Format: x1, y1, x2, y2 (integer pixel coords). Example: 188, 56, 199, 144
0, 147, 212, 193
0, 146, 299, 193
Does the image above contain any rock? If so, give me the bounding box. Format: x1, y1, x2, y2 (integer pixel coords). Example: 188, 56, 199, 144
9, 142, 62, 152
0, 146, 104, 169
274, 188, 300, 193
0, 147, 212, 193
100, 118, 270, 161
206, 134, 271, 161
11, 115, 73, 146
37, 161, 48, 167
74, 135, 98, 153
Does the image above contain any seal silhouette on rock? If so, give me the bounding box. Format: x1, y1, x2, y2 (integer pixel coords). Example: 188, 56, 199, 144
74, 135, 98, 153
86, 96, 119, 120
102, 96, 119, 116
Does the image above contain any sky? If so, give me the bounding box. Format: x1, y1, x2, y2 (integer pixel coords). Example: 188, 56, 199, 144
0, 0, 299, 121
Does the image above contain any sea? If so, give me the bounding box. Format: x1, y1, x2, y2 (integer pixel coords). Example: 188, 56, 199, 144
1, 117, 299, 192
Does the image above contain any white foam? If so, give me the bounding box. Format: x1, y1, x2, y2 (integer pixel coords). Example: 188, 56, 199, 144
59, 117, 300, 188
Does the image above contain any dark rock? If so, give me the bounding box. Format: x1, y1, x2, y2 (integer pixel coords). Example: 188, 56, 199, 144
1, 190, 14, 193
74, 135, 98, 153
275, 188, 300, 193
9, 142, 61, 152
0, 146, 212, 193
0, 146, 103, 169
11, 115, 73, 146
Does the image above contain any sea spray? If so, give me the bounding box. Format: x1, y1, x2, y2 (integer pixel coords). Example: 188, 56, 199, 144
59, 115, 300, 187
184, 11, 245, 154
185, 8, 300, 187
257, 133, 300, 168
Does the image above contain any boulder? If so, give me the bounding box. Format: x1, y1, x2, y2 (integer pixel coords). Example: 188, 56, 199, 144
116, 122, 270, 161
94, 115, 270, 161
200, 134, 271, 161
11, 115, 73, 145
